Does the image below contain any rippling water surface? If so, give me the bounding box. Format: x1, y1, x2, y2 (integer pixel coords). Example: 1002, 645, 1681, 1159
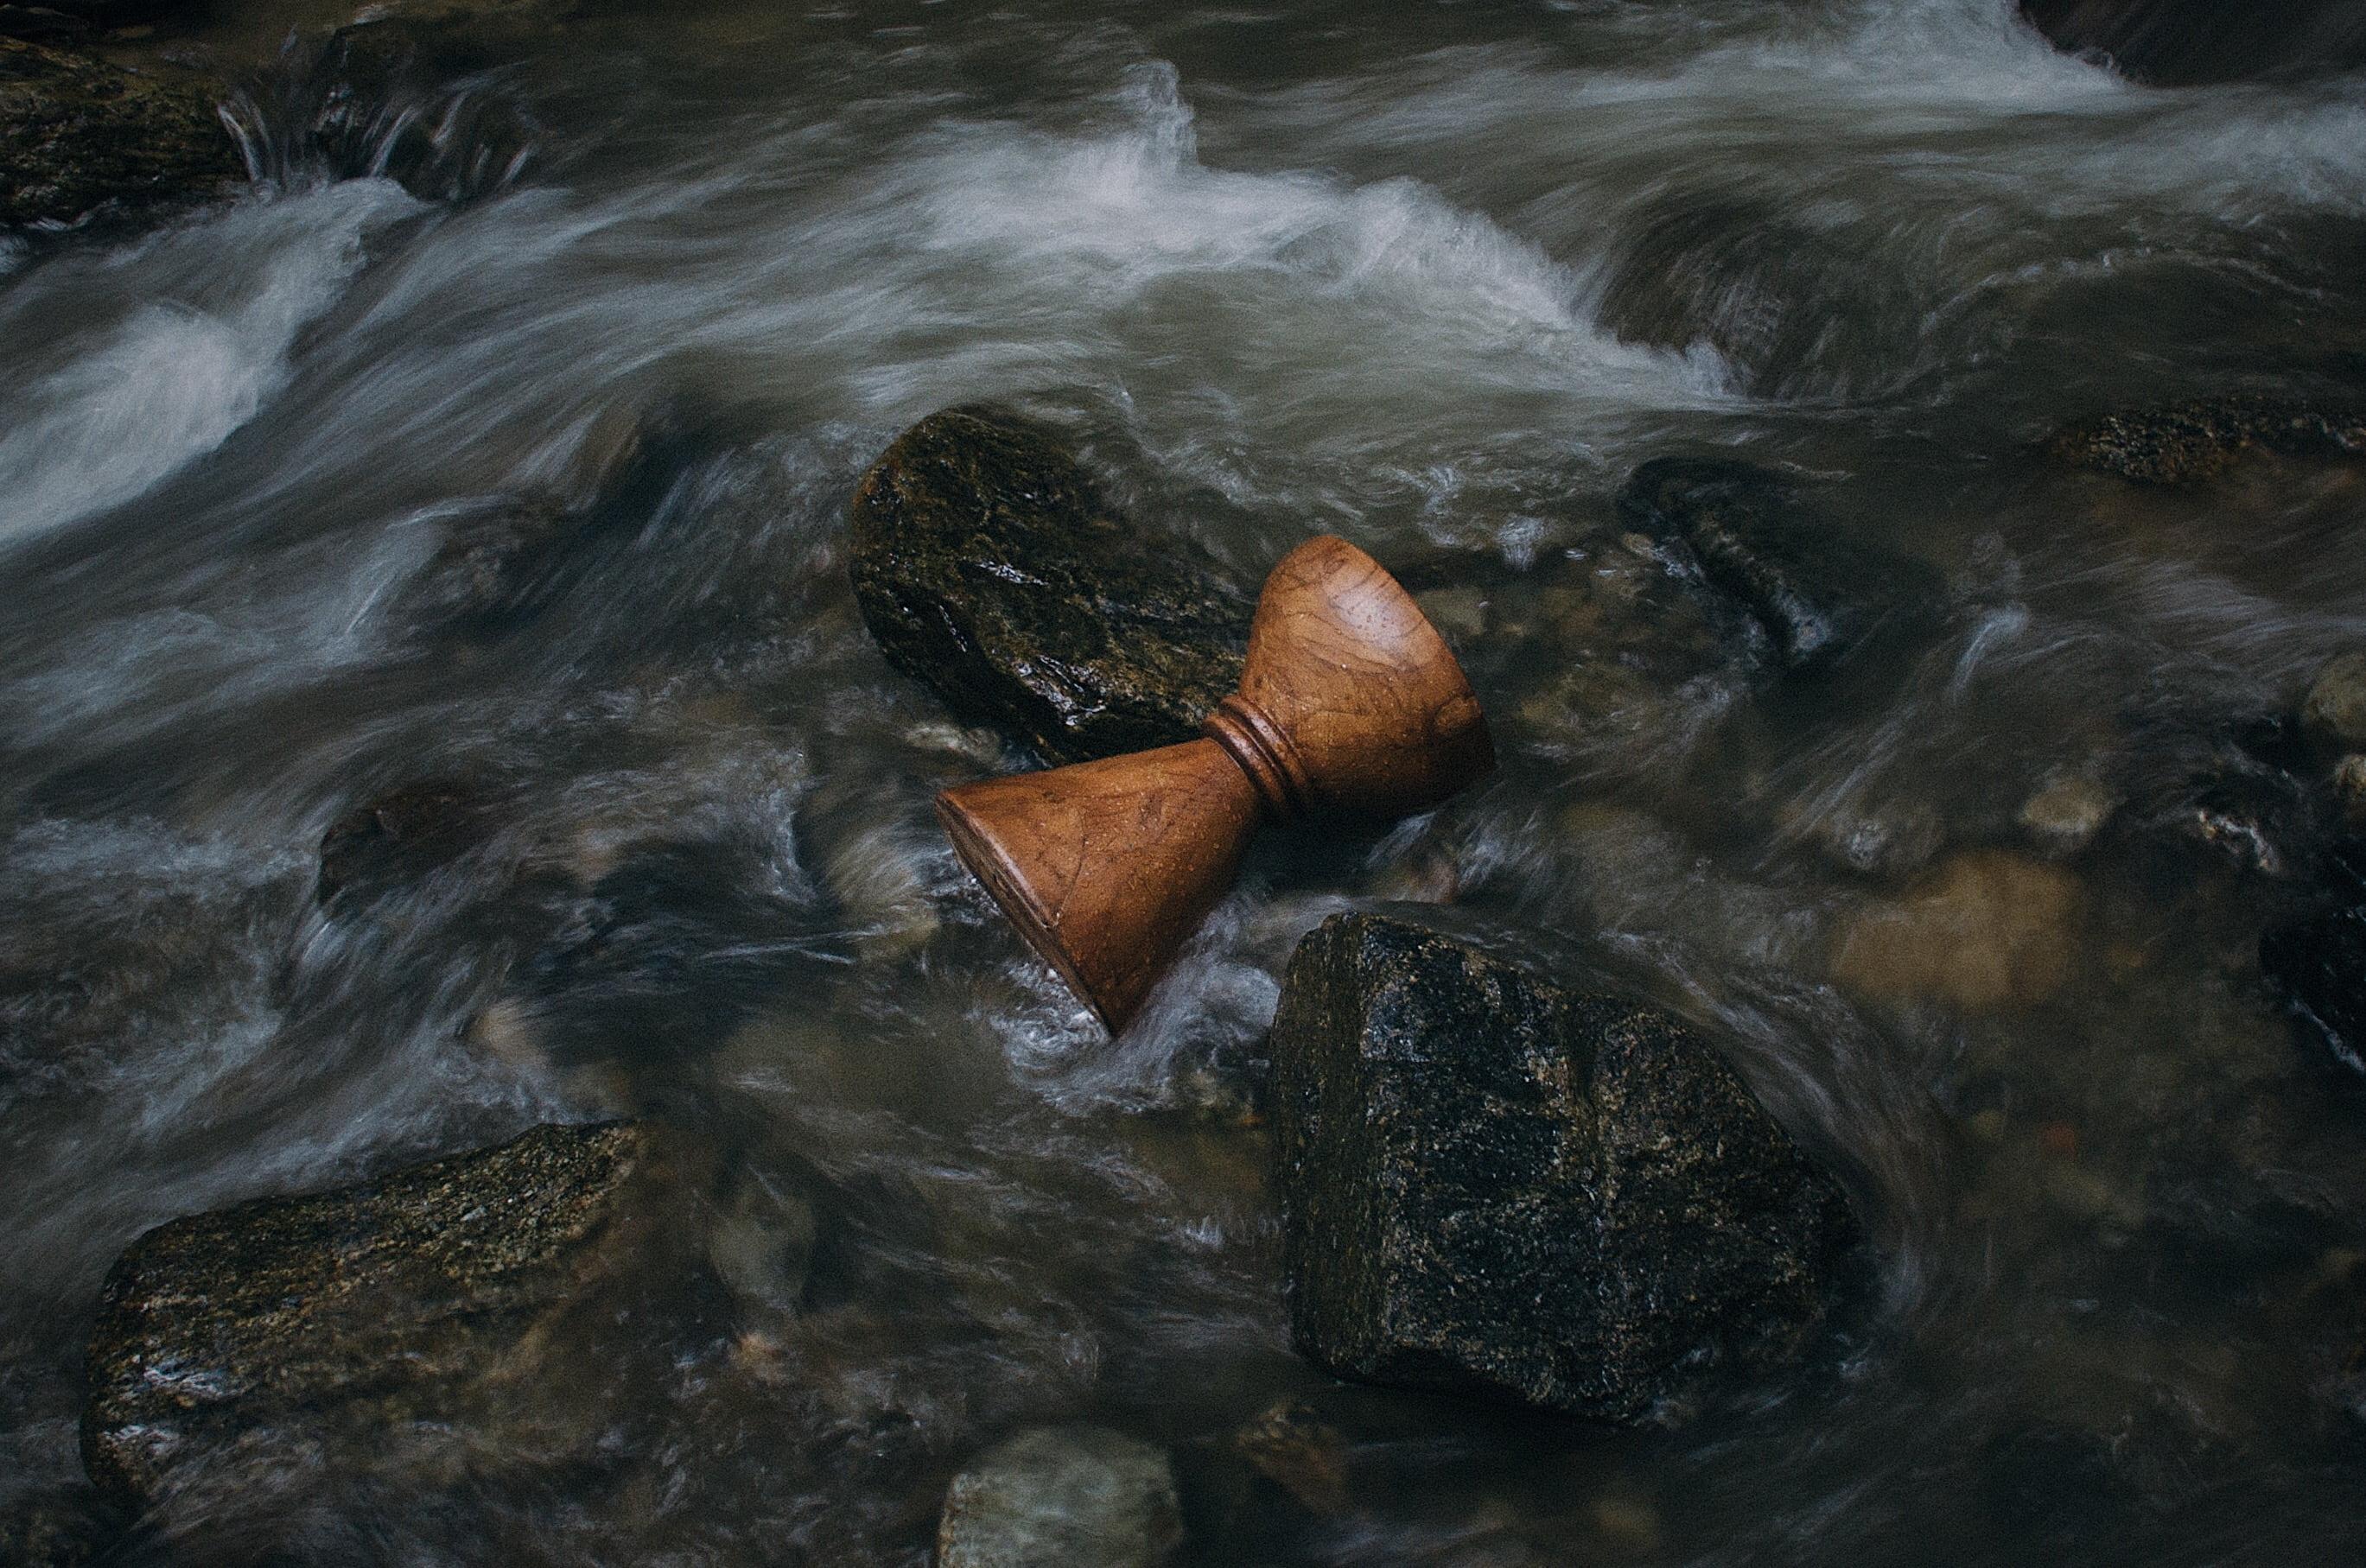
5, 1, 2366, 1562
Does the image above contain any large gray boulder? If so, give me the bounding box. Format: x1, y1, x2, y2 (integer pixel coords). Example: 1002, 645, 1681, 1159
0, 36, 241, 230
848, 407, 1250, 765
1270, 914, 1858, 1422
82, 1122, 665, 1514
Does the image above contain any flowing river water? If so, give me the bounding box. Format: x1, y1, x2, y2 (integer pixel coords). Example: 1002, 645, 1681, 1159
4, 0, 2366, 1562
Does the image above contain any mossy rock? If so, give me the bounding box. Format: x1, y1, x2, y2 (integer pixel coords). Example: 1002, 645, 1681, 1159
0, 35, 241, 230
848, 407, 1250, 765
81, 1122, 676, 1514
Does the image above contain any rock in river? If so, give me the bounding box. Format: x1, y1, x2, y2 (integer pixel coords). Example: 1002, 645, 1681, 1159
938, 1425, 1184, 1568
1618, 455, 1934, 673
848, 407, 1250, 765
1269, 914, 1858, 1423
2046, 396, 2366, 486
1, 36, 242, 230
82, 1121, 672, 1515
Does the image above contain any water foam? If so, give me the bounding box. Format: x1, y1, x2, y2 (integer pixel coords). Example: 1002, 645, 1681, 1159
0, 181, 418, 547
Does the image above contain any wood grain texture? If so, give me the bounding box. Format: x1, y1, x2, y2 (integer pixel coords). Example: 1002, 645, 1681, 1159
937, 535, 1493, 1032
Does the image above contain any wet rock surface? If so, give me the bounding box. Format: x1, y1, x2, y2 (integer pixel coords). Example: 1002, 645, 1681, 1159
1617, 456, 1936, 672
81, 1121, 672, 1514
2302, 652, 2366, 752
2, 822, 302, 1094
1269, 913, 1858, 1422
2020, 0, 2366, 86
2046, 396, 2366, 485
936, 1425, 1183, 1568
848, 407, 1250, 765
0, 35, 241, 229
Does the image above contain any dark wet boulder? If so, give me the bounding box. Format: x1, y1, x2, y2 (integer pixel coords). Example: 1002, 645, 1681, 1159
1269, 913, 1858, 1422
937, 1425, 1183, 1568
1618, 456, 1934, 672
848, 407, 1251, 765
2020, 1, 2366, 86
81, 1122, 674, 1515
0, 36, 241, 230
2261, 838, 2366, 1077
247, 7, 550, 210
2046, 396, 2366, 485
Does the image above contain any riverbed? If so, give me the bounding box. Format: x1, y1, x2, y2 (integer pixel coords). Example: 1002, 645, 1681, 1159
3, 1, 2365, 1562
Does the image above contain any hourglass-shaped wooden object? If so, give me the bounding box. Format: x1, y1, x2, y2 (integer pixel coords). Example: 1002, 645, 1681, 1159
938, 535, 1494, 1032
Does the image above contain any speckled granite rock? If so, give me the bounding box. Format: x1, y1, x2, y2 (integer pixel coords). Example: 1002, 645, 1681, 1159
1618, 456, 1934, 672
2046, 396, 2366, 485
1270, 914, 1857, 1422
848, 407, 1250, 765
0, 36, 241, 229
938, 1425, 1183, 1568
82, 1121, 658, 1513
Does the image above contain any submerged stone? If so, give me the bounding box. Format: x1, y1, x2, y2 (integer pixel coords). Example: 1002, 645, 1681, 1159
2046, 396, 2366, 486
937, 1425, 1184, 1568
2301, 652, 2366, 752
1269, 914, 1857, 1423
81, 1121, 665, 1514
315, 778, 500, 909
1831, 850, 2085, 1012
2018, 773, 2118, 855
1617, 456, 1934, 672
848, 407, 1250, 765
0, 36, 241, 230
403, 495, 580, 639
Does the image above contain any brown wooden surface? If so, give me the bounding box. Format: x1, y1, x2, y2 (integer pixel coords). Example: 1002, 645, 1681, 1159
1220, 534, 1494, 820
937, 535, 1493, 1032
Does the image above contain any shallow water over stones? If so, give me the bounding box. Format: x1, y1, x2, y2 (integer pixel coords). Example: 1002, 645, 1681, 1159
3, 1, 2366, 1564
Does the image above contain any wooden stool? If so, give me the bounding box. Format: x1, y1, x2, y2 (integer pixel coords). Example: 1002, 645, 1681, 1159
938, 535, 1494, 1032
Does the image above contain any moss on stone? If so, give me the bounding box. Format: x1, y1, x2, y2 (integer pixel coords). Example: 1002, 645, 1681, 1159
848, 407, 1250, 765
1, 35, 241, 229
